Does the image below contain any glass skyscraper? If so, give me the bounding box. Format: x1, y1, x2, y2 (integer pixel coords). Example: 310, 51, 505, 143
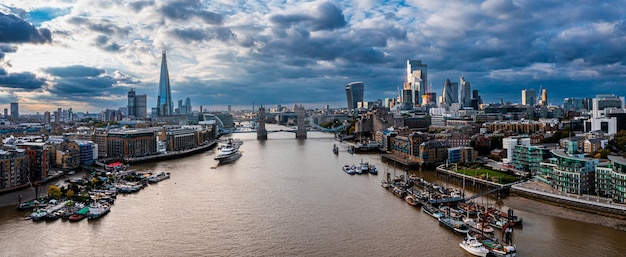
406, 60, 427, 105
345, 82, 364, 110
156, 50, 173, 116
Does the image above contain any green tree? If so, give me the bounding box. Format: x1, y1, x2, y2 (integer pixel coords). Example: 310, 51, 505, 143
614, 130, 626, 151
66, 189, 75, 199
47, 185, 62, 199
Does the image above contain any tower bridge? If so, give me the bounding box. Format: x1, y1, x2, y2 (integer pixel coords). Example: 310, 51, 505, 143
257, 105, 307, 139
228, 106, 345, 138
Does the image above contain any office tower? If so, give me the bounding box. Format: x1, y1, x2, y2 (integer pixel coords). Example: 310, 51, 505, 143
402, 82, 413, 105
592, 94, 624, 118
128, 88, 147, 119
156, 50, 173, 116
442, 79, 458, 106
345, 81, 364, 110
135, 94, 147, 119
407, 60, 427, 105
10, 102, 18, 119
460, 75, 471, 107
451, 82, 459, 103
522, 89, 536, 106
588, 94, 625, 134
43, 111, 51, 124
184, 97, 192, 114
228, 105, 232, 112
471, 90, 482, 110
422, 92, 436, 106
3, 108, 7, 118
541, 88, 548, 106
55, 108, 61, 123
563, 98, 585, 111
177, 99, 183, 114
128, 88, 136, 117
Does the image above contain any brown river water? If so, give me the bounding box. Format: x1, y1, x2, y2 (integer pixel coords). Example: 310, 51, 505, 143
1, 129, 625, 256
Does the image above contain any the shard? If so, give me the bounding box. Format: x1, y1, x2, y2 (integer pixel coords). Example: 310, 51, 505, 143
156, 50, 173, 116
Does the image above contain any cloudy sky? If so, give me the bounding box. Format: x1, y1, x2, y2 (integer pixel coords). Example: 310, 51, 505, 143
1, 0, 625, 113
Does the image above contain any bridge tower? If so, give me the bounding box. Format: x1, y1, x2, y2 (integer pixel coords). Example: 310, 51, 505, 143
257, 106, 267, 140
296, 104, 307, 139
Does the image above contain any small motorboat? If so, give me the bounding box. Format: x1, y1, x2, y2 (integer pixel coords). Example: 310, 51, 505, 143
459, 235, 489, 257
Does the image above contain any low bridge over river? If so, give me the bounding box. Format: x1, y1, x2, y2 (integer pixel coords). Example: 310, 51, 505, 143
256, 105, 307, 139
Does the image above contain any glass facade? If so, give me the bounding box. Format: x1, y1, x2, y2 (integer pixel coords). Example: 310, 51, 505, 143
540, 149, 597, 195
345, 82, 364, 110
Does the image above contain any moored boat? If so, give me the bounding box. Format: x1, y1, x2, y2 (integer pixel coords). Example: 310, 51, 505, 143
88, 201, 111, 220
438, 216, 471, 234
369, 165, 378, 175
30, 209, 48, 221
459, 235, 489, 257
147, 171, 170, 183
463, 216, 495, 234
404, 194, 421, 206
17, 200, 39, 210
422, 204, 443, 219
69, 207, 90, 222
480, 238, 517, 257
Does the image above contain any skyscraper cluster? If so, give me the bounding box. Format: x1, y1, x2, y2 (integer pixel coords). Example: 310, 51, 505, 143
406, 60, 427, 106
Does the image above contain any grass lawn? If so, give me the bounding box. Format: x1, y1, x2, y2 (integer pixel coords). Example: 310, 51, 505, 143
455, 167, 521, 184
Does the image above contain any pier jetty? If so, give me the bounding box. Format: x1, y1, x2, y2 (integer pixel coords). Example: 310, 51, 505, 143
434, 164, 523, 198
381, 153, 422, 170
124, 140, 217, 164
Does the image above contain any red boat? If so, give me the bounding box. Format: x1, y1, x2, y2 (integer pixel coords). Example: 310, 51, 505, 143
69, 207, 89, 222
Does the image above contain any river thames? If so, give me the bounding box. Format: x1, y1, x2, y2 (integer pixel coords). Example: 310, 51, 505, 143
1, 129, 626, 256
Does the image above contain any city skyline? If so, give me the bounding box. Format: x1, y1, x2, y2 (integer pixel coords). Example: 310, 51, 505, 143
1, 1, 626, 113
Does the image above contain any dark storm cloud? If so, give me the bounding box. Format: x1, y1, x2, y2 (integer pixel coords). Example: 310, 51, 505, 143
260, 24, 400, 65
0, 68, 47, 90
168, 27, 235, 43
48, 76, 119, 96
546, 19, 626, 65
0, 44, 17, 60
0, 12, 52, 43
44, 65, 138, 98
270, 1, 346, 31
94, 35, 121, 52
44, 65, 106, 78
160, 0, 224, 25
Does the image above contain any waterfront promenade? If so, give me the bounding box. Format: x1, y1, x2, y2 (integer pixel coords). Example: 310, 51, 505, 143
512, 179, 626, 219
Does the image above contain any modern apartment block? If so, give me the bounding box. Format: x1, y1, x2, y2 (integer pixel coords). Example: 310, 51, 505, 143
539, 149, 598, 195
595, 155, 626, 203
512, 145, 551, 174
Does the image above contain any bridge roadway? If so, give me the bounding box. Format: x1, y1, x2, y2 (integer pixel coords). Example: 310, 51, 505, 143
232, 129, 298, 134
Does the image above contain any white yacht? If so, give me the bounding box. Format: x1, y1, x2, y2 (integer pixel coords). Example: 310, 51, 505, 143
459, 235, 489, 257
214, 145, 242, 164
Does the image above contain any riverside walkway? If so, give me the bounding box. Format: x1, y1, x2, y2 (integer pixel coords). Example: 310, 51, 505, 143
512, 180, 626, 218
